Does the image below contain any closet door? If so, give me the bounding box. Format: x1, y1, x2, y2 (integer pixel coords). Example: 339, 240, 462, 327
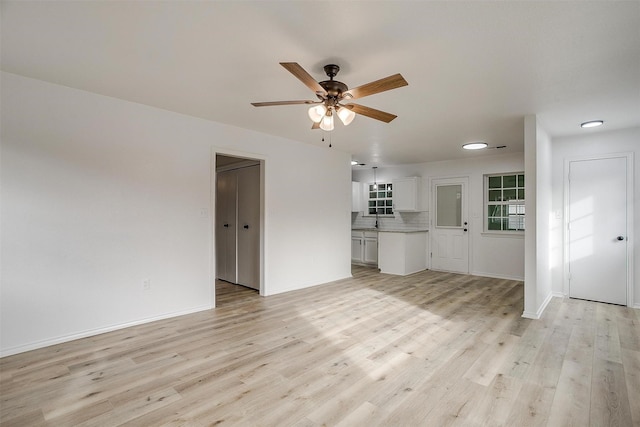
215, 169, 237, 283
236, 165, 260, 290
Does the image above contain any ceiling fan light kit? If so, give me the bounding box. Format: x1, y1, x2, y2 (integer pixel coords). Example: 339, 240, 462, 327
251, 62, 408, 131
308, 104, 327, 123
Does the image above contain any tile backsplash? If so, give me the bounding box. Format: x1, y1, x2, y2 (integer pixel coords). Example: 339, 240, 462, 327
351, 211, 429, 231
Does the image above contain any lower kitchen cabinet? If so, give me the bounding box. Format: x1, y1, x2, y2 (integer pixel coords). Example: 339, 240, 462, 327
378, 231, 428, 275
351, 230, 378, 266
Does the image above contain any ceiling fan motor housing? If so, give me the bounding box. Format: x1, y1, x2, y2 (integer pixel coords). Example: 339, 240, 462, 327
319, 64, 348, 100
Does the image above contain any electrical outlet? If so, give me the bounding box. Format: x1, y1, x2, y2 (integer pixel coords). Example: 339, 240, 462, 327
143, 279, 151, 290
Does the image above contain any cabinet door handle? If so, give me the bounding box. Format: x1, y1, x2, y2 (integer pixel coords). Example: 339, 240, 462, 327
244, 224, 249, 229
617, 235, 624, 241
223, 223, 229, 228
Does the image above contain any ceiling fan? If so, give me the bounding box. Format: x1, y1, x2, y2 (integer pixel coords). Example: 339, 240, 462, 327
251, 62, 408, 131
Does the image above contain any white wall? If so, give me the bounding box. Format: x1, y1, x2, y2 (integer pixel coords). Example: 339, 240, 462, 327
353, 151, 525, 280
0, 72, 352, 356
551, 127, 640, 308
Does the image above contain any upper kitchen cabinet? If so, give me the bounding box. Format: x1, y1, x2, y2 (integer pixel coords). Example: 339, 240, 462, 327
392, 177, 421, 211
352, 182, 365, 212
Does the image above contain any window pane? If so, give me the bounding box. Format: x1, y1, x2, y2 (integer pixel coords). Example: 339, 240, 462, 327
369, 192, 377, 199
516, 204, 525, 215
369, 201, 375, 207
503, 175, 517, 188
488, 176, 501, 189
488, 218, 502, 230
369, 185, 375, 192
518, 189, 524, 200
369, 208, 376, 215
385, 208, 393, 215
507, 216, 524, 230
385, 200, 393, 206
488, 190, 502, 201
518, 174, 524, 187
387, 184, 392, 190
377, 200, 384, 207
436, 184, 462, 227
379, 184, 386, 191
377, 208, 385, 215
488, 204, 501, 217
378, 191, 385, 198
387, 191, 393, 197
503, 189, 516, 201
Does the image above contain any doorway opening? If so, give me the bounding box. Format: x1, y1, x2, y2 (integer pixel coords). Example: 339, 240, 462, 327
214, 153, 264, 306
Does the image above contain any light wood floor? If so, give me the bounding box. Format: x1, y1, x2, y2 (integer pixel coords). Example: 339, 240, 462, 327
1, 266, 638, 426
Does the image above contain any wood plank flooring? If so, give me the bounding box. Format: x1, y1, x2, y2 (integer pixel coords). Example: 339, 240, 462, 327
1, 266, 638, 426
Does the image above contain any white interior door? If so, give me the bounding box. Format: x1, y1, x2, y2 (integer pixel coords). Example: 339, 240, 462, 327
431, 177, 469, 273
215, 169, 237, 283
568, 156, 628, 305
237, 165, 260, 290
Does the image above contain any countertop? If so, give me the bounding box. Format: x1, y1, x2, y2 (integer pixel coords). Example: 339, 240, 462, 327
352, 228, 428, 233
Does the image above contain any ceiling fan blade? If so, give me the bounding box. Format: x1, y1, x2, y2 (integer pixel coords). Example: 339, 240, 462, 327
343, 103, 397, 123
280, 62, 327, 96
251, 100, 319, 107
343, 74, 408, 100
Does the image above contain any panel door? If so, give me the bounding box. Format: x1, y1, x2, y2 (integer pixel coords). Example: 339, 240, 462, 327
431, 177, 469, 273
568, 156, 628, 305
216, 169, 237, 283
236, 165, 260, 290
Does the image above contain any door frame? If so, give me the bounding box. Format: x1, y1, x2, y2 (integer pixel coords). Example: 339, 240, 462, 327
429, 175, 470, 274
212, 148, 266, 305
563, 152, 634, 307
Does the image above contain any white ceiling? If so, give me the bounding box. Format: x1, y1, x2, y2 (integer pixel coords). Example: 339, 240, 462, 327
2, 1, 639, 166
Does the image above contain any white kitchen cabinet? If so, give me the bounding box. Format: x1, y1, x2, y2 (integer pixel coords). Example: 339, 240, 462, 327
351, 230, 378, 265
352, 182, 364, 212
393, 177, 421, 211
378, 231, 428, 275
364, 235, 378, 264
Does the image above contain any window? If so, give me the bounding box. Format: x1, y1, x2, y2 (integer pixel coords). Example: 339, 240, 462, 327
486, 173, 525, 231
368, 183, 394, 215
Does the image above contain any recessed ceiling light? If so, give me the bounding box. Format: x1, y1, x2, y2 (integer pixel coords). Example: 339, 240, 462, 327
462, 142, 488, 150
581, 120, 604, 128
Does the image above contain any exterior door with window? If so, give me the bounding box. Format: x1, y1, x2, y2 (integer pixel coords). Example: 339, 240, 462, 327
431, 177, 469, 273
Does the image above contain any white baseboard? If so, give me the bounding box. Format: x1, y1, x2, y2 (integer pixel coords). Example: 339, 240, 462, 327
633, 303, 640, 310
0, 304, 213, 358
470, 271, 524, 282
522, 292, 554, 320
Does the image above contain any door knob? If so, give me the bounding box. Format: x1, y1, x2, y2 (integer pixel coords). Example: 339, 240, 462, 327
223, 224, 229, 228
617, 236, 624, 241
244, 224, 249, 229
463, 228, 468, 232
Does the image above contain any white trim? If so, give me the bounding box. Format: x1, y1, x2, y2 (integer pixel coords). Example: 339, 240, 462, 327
563, 152, 634, 308
0, 305, 213, 358
522, 293, 554, 319
470, 271, 524, 281
480, 232, 524, 239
